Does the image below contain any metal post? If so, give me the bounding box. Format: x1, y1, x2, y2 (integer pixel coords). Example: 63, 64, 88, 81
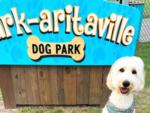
120, 0, 123, 4
121, 0, 129, 5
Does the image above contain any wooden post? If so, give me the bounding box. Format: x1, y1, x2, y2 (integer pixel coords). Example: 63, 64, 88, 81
0, 66, 16, 108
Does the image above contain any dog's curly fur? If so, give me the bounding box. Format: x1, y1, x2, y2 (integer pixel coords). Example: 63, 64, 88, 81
102, 56, 145, 113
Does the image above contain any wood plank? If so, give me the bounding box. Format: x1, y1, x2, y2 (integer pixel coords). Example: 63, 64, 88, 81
63, 67, 77, 105
0, 66, 16, 108
48, 67, 59, 104
76, 67, 90, 105
37, 66, 51, 105
57, 67, 65, 104
24, 67, 40, 105
22, 67, 34, 105
11, 67, 28, 105
89, 67, 103, 105
101, 67, 111, 107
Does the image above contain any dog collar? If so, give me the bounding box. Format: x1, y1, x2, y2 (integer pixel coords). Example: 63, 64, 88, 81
106, 101, 135, 113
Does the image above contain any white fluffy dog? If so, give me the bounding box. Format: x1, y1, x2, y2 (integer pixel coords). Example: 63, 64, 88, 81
102, 56, 145, 113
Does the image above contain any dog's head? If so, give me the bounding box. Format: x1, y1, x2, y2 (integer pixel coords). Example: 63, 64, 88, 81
107, 56, 145, 95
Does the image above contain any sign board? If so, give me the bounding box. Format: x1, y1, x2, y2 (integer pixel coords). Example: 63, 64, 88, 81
0, 0, 142, 65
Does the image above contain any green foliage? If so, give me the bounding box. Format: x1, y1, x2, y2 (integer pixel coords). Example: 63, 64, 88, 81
136, 43, 150, 87
19, 108, 64, 113
141, 0, 150, 18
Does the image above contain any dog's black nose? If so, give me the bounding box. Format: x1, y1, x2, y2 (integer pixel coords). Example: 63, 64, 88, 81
123, 80, 130, 88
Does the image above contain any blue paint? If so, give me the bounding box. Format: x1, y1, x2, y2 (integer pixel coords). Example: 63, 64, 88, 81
0, 0, 142, 65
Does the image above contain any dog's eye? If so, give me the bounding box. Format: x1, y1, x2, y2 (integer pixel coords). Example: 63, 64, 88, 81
119, 68, 125, 73
132, 69, 137, 75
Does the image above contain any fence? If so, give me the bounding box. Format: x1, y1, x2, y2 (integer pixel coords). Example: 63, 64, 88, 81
108, 0, 150, 42
139, 0, 150, 42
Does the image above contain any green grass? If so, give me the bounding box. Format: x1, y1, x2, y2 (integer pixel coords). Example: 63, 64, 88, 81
136, 43, 150, 87
19, 107, 64, 113
19, 107, 101, 113
136, 88, 150, 113
141, 0, 150, 18
135, 44, 150, 113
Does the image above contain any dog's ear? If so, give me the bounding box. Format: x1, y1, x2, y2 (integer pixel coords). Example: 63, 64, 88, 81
136, 57, 145, 91
139, 73, 145, 91
139, 60, 145, 91
106, 67, 114, 90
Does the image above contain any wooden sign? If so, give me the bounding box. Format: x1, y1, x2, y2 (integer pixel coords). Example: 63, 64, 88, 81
0, 0, 142, 65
